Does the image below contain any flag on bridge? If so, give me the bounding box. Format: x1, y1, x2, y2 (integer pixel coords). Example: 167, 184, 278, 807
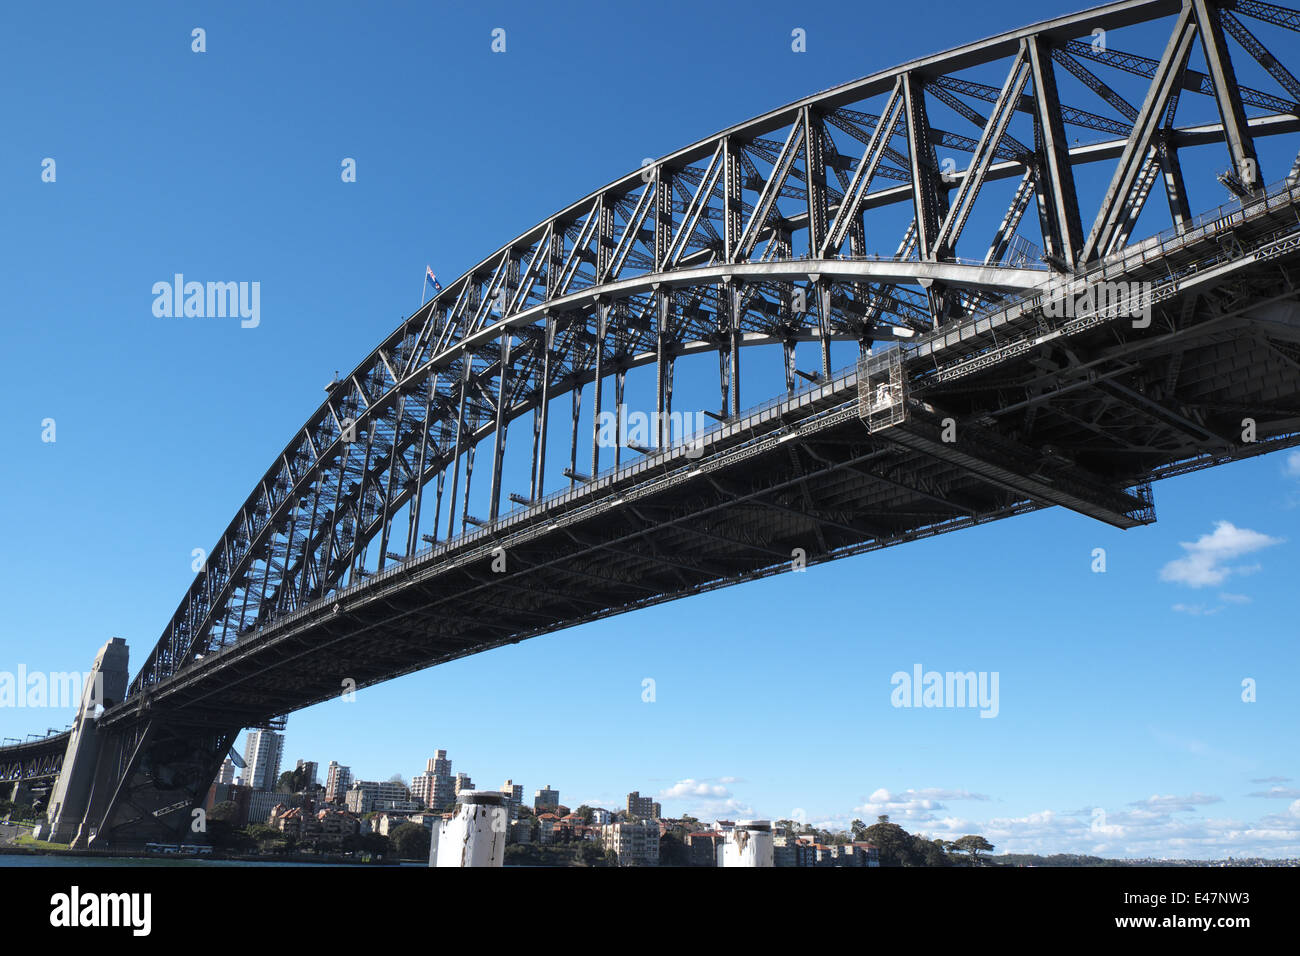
425, 266, 441, 293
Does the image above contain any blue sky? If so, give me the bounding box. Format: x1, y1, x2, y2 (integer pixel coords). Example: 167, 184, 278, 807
2, 0, 1299, 858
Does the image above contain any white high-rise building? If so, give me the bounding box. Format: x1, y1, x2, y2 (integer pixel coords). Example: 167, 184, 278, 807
243, 729, 284, 792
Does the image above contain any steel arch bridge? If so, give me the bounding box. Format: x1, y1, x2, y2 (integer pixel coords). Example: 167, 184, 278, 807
12, 0, 1300, 848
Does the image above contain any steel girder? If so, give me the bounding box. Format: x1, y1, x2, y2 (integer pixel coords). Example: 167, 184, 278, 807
127, 0, 1300, 699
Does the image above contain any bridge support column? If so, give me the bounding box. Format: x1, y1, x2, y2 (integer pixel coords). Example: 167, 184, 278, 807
46, 637, 129, 844
76, 718, 240, 850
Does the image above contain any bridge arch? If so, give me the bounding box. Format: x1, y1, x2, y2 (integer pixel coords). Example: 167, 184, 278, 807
129, 0, 1300, 696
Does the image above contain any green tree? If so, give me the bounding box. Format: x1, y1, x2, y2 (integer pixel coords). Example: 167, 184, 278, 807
576, 842, 612, 866
951, 835, 995, 864
358, 832, 390, 858
209, 800, 239, 822
389, 822, 431, 861
861, 821, 922, 866
914, 836, 954, 867
276, 765, 313, 794
575, 805, 595, 824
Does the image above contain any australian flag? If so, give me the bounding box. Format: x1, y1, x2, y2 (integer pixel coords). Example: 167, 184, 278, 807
425, 265, 441, 292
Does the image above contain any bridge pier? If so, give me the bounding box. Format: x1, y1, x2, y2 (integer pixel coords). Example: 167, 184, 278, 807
76, 718, 239, 850
46, 637, 128, 844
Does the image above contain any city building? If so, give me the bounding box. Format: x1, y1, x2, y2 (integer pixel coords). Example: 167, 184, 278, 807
454, 772, 475, 797
537, 812, 560, 844
344, 779, 415, 815
324, 761, 352, 805
216, 757, 236, 785
243, 729, 284, 791
773, 835, 816, 867
500, 779, 523, 814
589, 807, 612, 825
295, 759, 318, 786
248, 789, 300, 825
534, 785, 560, 812
601, 820, 660, 866
686, 831, 724, 867
411, 751, 458, 810
412, 753, 456, 809
626, 791, 662, 820
269, 805, 359, 844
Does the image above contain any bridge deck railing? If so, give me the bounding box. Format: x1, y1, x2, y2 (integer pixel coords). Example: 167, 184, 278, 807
908, 176, 1300, 369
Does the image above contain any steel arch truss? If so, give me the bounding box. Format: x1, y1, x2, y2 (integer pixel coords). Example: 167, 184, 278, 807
130, 0, 1300, 695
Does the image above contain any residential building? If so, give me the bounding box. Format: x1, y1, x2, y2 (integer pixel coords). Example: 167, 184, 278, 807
773, 835, 816, 867
216, 758, 236, 785
344, 779, 414, 815
601, 820, 660, 866
626, 791, 662, 820
412, 753, 456, 809
411, 751, 457, 810
500, 779, 524, 814
247, 789, 300, 825
324, 761, 352, 805
537, 812, 561, 844
686, 831, 723, 867
243, 729, 284, 791
534, 785, 560, 812
295, 759, 318, 786
269, 804, 359, 844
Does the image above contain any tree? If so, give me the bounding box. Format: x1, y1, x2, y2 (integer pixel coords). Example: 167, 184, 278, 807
951, 835, 995, 864
390, 822, 431, 861
914, 836, 954, 867
358, 832, 390, 858
576, 805, 595, 824
276, 765, 313, 794
576, 842, 612, 866
209, 800, 239, 824
243, 824, 285, 854
861, 821, 922, 866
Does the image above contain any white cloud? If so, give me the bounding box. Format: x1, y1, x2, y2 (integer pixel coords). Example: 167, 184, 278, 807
1285, 450, 1300, 478
850, 787, 991, 823
656, 778, 754, 819
1159, 521, 1281, 588
1128, 793, 1223, 812
659, 779, 730, 800
1247, 787, 1300, 799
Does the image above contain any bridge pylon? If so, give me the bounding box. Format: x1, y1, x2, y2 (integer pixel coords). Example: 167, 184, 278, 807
45, 637, 128, 844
